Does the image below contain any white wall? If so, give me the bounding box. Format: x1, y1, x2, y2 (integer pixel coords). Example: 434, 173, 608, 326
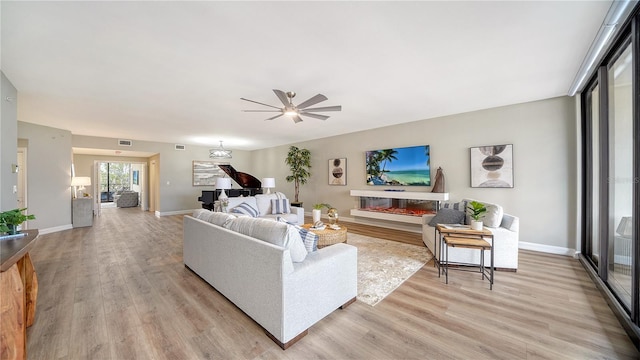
251, 96, 578, 251
17, 122, 73, 232
1, 72, 18, 210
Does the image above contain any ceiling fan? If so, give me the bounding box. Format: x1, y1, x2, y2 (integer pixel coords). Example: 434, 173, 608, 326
241, 89, 342, 123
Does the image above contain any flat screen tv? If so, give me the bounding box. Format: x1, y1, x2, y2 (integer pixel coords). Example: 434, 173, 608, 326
366, 145, 431, 186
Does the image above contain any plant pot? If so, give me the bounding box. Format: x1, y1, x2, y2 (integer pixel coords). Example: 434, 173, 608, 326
470, 220, 483, 231
7, 224, 19, 235
312, 209, 322, 223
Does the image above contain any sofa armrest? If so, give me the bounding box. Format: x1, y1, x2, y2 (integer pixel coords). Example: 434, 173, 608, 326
422, 214, 435, 226
282, 243, 357, 342
293, 206, 305, 225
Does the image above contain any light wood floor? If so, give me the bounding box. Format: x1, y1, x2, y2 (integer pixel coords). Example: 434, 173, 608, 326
26, 208, 639, 359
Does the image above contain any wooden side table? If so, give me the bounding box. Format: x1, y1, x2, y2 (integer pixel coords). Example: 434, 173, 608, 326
435, 224, 495, 289
443, 236, 494, 289
1, 229, 39, 360
301, 224, 348, 248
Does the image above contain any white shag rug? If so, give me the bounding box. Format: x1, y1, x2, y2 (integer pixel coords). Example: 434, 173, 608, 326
348, 233, 433, 306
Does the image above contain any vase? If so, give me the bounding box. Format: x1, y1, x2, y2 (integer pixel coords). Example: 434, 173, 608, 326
471, 220, 483, 231
312, 209, 321, 223
327, 208, 339, 225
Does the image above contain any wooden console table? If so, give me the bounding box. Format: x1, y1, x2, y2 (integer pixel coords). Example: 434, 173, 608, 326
1, 229, 39, 360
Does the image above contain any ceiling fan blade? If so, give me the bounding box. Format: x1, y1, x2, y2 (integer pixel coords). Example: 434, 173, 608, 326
240, 98, 281, 110
299, 112, 329, 120
266, 114, 284, 121
241, 110, 282, 112
292, 115, 303, 123
296, 94, 328, 109
299, 105, 342, 112
273, 89, 290, 106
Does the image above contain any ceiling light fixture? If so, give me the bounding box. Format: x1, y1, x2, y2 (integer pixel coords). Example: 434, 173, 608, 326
209, 140, 232, 159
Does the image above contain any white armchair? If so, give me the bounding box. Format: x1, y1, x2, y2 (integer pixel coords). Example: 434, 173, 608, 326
422, 199, 519, 271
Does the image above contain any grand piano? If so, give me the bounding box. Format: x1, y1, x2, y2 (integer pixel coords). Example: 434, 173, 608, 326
197, 164, 263, 210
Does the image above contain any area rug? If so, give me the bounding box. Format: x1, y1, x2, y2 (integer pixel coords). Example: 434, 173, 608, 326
347, 233, 433, 306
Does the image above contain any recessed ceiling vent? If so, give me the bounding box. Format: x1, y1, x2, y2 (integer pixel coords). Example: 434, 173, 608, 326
175, 144, 186, 151
118, 139, 132, 147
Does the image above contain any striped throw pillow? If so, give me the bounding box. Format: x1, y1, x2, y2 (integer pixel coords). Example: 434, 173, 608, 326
230, 202, 260, 218
271, 198, 291, 214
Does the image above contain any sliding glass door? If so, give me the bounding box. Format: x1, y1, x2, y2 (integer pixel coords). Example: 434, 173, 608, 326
581, 14, 639, 342
607, 42, 634, 309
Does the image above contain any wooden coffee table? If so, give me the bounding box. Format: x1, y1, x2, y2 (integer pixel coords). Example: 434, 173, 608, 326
302, 224, 348, 248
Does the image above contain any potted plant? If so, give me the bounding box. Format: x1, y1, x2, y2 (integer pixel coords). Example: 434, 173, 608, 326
285, 146, 311, 206
0, 208, 36, 235
467, 201, 487, 230
312, 203, 332, 223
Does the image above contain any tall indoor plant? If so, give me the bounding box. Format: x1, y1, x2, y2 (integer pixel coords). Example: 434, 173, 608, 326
285, 146, 311, 205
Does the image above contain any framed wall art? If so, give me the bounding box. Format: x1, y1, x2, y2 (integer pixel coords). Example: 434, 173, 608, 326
470, 144, 514, 188
192, 160, 228, 186
329, 158, 347, 185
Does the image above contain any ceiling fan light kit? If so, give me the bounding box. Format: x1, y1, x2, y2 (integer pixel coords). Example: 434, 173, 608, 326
241, 89, 342, 123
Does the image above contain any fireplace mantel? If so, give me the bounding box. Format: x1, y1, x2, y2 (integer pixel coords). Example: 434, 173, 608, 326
350, 190, 449, 224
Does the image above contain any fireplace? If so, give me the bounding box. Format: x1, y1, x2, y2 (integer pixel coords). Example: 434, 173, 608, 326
358, 197, 437, 217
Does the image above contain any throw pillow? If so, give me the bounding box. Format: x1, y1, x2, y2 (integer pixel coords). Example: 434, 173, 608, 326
271, 198, 291, 215
230, 202, 260, 218
428, 208, 466, 227
442, 200, 468, 212
277, 217, 318, 252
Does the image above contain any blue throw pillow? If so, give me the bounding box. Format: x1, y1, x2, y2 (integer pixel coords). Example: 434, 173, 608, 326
277, 217, 318, 252
230, 202, 259, 218
271, 198, 291, 214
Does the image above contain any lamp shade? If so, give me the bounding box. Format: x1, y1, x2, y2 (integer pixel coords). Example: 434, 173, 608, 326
71, 176, 91, 187
262, 178, 275, 188
215, 177, 232, 190
616, 216, 633, 238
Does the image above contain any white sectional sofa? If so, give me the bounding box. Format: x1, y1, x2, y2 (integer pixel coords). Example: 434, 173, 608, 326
421, 198, 519, 271
222, 192, 304, 224
183, 210, 357, 349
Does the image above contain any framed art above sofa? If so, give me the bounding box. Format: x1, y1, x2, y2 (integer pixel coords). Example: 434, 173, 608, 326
470, 144, 514, 188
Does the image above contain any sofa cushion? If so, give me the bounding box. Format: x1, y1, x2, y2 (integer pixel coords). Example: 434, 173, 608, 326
271, 198, 291, 214
230, 202, 260, 218
193, 209, 236, 226
225, 217, 307, 262
226, 196, 258, 212
428, 208, 466, 227
254, 193, 276, 216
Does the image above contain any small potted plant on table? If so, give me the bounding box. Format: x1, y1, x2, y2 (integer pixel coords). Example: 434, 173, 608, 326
312, 203, 332, 224
467, 201, 487, 230
0, 208, 36, 236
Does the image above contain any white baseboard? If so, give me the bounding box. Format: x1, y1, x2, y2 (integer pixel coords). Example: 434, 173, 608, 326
155, 209, 195, 217
39, 224, 73, 235
519, 241, 578, 257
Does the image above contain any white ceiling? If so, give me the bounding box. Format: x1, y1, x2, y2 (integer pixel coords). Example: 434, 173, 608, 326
1, 1, 611, 151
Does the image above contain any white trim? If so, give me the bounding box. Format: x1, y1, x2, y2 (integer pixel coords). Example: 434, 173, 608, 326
519, 241, 578, 257
39, 224, 73, 235
155, 209, 195, 217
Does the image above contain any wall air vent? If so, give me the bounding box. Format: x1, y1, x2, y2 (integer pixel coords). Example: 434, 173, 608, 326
118, 139, 133, 147
175, 144, 186, 151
